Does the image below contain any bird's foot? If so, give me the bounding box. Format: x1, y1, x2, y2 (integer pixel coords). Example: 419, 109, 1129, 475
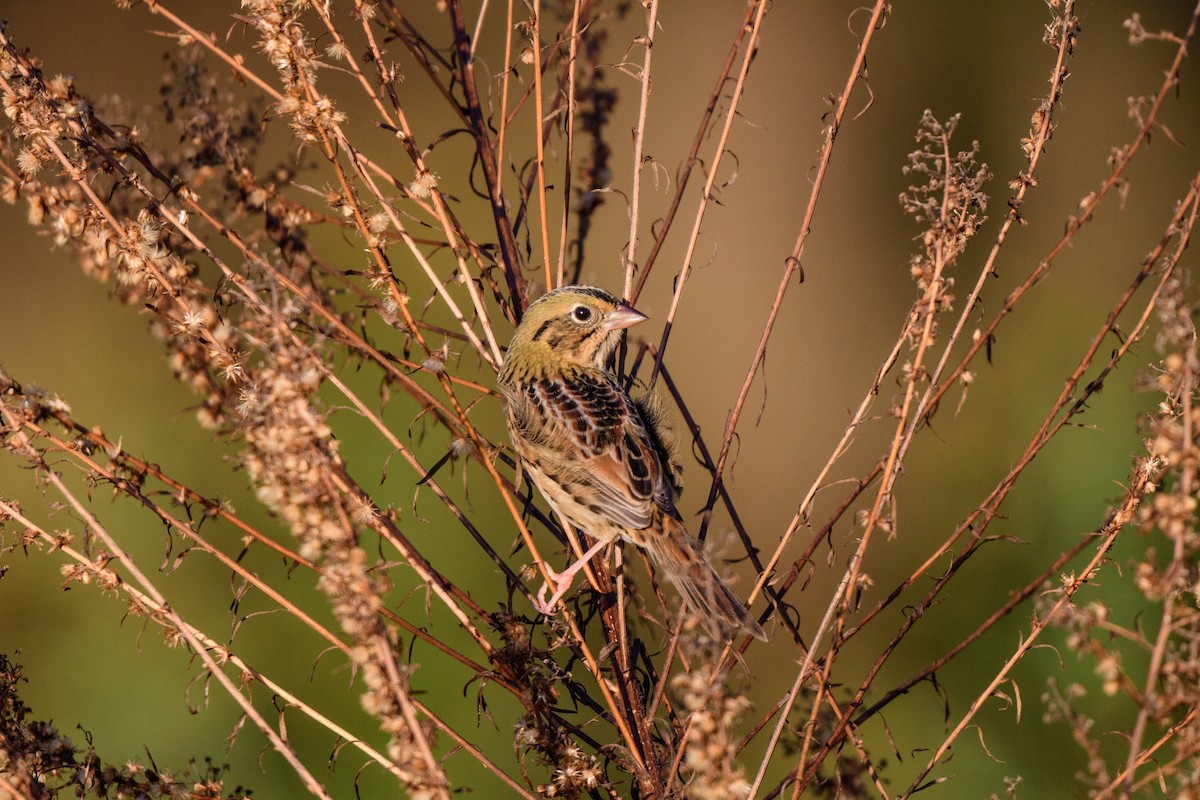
531, 539, 610, 615
532, 560, 587, 615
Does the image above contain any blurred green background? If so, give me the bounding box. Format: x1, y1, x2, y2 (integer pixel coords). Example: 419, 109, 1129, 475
2, 1, 1199, 797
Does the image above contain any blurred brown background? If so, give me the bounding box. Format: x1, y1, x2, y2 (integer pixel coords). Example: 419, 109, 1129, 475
2, 1, 1199, 797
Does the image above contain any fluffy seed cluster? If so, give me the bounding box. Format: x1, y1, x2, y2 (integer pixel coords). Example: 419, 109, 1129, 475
2, 20, 443, 794
238, 338, 441, 794
891, 110, 993, 422
899, 111, 991, 345
669, 638, 751, 800
494, 615, 604, 798
243, 0, 346, 144
0, 40, 263, 430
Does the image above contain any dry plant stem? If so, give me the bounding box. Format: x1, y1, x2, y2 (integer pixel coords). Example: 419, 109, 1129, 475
374, 635, 449, 799
448, 0, 526, 312
531, 0, 554, 291
843, 143, 961, 620
763, 0, 1189, 652
555, 0, 584, 287
791, 640, 887, 795
646, 610, 684, 716
899, 0, 1077, 449
630, 2, 757, 304
628, 354, 789, 721
148, 2, 505, 363
0, 456, 337, 797
791, 176, 1200, 792
622, 0, 660, 299
1120, 393, 1192, 795
647, 0, 769, 388
0, 500, 412, 788
143, 2, 278, 99
765, 0, 1197, 630
613, 545, 631, 702
0, 500, 536, 798
919, 0, 1200, 421
0, 128, 225, 397
743, 572, 850, 799
790, 653, 855, 800
743, 689, 887, 800
325, 465, 488, 643
0, 774, 23, 800
496, 0, 516, 195
494, 26, 570, 136
391, 7, 559, 328
695, 0, 890, 541
900, 458, 1160, 799
471, 0, 491, 58
1097, 709, 1200, 800
802, 0, 1081, 661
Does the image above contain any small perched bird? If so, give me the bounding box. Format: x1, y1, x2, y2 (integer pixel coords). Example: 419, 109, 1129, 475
498, 285, 765, 641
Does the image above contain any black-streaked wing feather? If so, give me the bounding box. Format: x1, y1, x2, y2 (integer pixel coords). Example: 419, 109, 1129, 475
631, 391, 683, 499
512, 370, 671, 530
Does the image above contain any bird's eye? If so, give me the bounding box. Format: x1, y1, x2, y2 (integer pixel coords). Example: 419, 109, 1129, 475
572, 305, 593, 322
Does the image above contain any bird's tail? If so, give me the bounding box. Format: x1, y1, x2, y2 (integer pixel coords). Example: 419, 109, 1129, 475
642, 518, 766, 641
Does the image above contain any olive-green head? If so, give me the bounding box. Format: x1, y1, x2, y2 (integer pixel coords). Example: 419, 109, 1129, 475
503, 285, 647, 374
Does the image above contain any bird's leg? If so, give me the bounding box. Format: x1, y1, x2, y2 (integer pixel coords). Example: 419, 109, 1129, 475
533, 538, 610, 615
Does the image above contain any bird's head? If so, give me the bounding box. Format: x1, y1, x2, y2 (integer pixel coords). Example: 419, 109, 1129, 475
506, 285, 647, 370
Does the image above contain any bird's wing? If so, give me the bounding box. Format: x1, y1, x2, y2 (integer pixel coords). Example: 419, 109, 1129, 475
517, 370, 667, 531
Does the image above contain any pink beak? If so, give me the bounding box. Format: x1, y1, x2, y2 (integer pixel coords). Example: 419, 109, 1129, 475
604, 302, 648, 332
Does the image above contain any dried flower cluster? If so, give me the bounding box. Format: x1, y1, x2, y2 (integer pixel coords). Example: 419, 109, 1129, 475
492, 614, 605, 799
899, 110, 991, 344
670, 639, 751, 800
